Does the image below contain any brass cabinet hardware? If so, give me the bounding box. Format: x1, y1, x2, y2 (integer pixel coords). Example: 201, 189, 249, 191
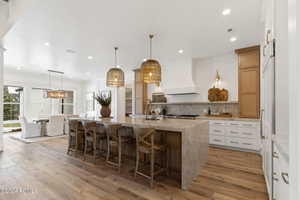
281, 172, 289, 184
260, 109, 265, 139
273, 152, 279, 159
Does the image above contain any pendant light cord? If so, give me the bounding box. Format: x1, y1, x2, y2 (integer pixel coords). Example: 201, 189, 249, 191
49, 71, 52, 90
149, 34, 154, 59
114, 47, 118, 67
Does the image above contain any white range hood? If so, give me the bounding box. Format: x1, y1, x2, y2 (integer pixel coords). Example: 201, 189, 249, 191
162, 58, 199, 95
164, 86, 200, 95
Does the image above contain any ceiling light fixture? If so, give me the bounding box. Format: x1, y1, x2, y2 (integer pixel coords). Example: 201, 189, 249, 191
230, 37, 237, 42
106, 47, 125, 87
178, 49, 184, 54
140, 34, 161, 85
88, 56, 93, 60
222, 9, 231, 16
45, 70, 68, 99
44, 42, 50, 46
17, 66, 21, 70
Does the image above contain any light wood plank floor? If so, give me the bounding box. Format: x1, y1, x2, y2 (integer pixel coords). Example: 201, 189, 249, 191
0, 134, 269, 200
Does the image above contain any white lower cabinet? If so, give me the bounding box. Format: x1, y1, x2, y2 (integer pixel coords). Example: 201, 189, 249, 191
209, 120, 261, 151
273, 144, 289, 200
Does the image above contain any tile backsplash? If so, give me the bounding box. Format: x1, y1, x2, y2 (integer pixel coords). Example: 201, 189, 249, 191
151, 102, 239, 117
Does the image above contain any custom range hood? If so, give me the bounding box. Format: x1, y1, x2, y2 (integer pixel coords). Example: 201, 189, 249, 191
162, 58, 200, 95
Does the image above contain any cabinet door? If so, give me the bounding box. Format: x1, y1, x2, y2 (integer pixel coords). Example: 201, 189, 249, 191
239, 68, 260, 118
134, 69, 147, 115
236, 46, 260, 119
278, 160, 289, 200
239, 50, 260, 69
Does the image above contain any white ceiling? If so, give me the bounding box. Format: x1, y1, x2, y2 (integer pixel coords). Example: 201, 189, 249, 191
3, 0, 263, 81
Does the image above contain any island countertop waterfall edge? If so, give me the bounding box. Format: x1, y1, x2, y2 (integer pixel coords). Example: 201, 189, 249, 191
71, 117, 209, 190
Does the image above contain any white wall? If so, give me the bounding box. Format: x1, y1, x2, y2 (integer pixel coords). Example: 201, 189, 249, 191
3, 68, 86, 120
193, 53, 238, 101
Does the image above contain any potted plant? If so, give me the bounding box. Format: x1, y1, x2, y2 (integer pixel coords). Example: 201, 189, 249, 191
94, 90, 112, 118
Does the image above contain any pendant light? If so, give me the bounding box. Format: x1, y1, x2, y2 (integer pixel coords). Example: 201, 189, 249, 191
45, 70, 67, 99
141, 34, 161, 85
106, 47, 125, 87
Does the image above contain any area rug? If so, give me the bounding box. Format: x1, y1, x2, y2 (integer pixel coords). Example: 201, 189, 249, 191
9, 132, 67, 144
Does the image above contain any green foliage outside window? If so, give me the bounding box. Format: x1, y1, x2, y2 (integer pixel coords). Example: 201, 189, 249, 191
3, 86, 21, 121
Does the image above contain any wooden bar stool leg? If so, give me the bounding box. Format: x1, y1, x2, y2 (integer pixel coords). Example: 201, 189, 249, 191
135, 152, 139, 178
150, 149, 155, 188
83, 140, 87, 161
93, 139, 97, 164
106, 136, 110, 162
118, 136, 122, 173
67, 136, 71, 154
166, 148, 169, 176
75, 135, 78, 156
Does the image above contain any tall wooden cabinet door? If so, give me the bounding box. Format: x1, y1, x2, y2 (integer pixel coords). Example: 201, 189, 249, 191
133, 69, 147, 115
236, 46, 260, 119
239, 68, 260, 118
239, 50, 260, 69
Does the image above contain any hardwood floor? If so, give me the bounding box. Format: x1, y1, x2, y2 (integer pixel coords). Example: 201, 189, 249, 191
0, 134, 269, 200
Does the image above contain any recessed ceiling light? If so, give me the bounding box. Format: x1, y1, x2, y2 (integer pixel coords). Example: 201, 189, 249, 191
230, 37, 237, 42
222, 9, 231, 16
44, 42, 50, 46
87, 56, 93, 60
66, 49, 76, 54
178, 49, 184, 54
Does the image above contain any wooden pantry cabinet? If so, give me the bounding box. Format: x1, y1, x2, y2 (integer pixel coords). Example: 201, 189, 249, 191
235, 46, 260, 118
133, 69, 148, 114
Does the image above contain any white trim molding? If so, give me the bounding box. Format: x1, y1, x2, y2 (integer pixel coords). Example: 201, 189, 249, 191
0, 43, 5, 152
288, 0, 298, 198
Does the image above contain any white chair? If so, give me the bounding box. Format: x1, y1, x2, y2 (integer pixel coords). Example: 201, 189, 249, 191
20, 117, 41, 139
46, 115, 65, 136
63, 114, 80, 135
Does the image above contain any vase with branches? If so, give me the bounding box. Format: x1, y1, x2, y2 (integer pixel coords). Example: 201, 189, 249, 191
94, 90, 112, 118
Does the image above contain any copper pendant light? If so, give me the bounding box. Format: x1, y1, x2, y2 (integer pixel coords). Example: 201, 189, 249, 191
141, 34, 161, 85
106, 47, 125, 87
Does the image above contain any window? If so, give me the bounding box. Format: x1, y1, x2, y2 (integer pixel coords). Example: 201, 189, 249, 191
59, 91, 74, 114
3, 86, 23, 121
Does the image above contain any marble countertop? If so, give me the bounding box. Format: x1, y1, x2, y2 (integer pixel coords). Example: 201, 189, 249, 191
195, 116, 261, 122
76, 117, 207, 132
150, 101, 239, 105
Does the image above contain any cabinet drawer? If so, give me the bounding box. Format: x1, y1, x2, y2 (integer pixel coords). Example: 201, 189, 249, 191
210, 120, 226, 126
240, 121, 259, 128
228, 121, 241, 127
225, 137, 258, 150
226, 127, 258, 139
239, 128, 258, 139
209, 135, 225, 145
210, 126, 226, 136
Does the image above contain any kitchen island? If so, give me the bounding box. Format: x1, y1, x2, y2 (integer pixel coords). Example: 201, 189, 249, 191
73, 117, 209, 190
